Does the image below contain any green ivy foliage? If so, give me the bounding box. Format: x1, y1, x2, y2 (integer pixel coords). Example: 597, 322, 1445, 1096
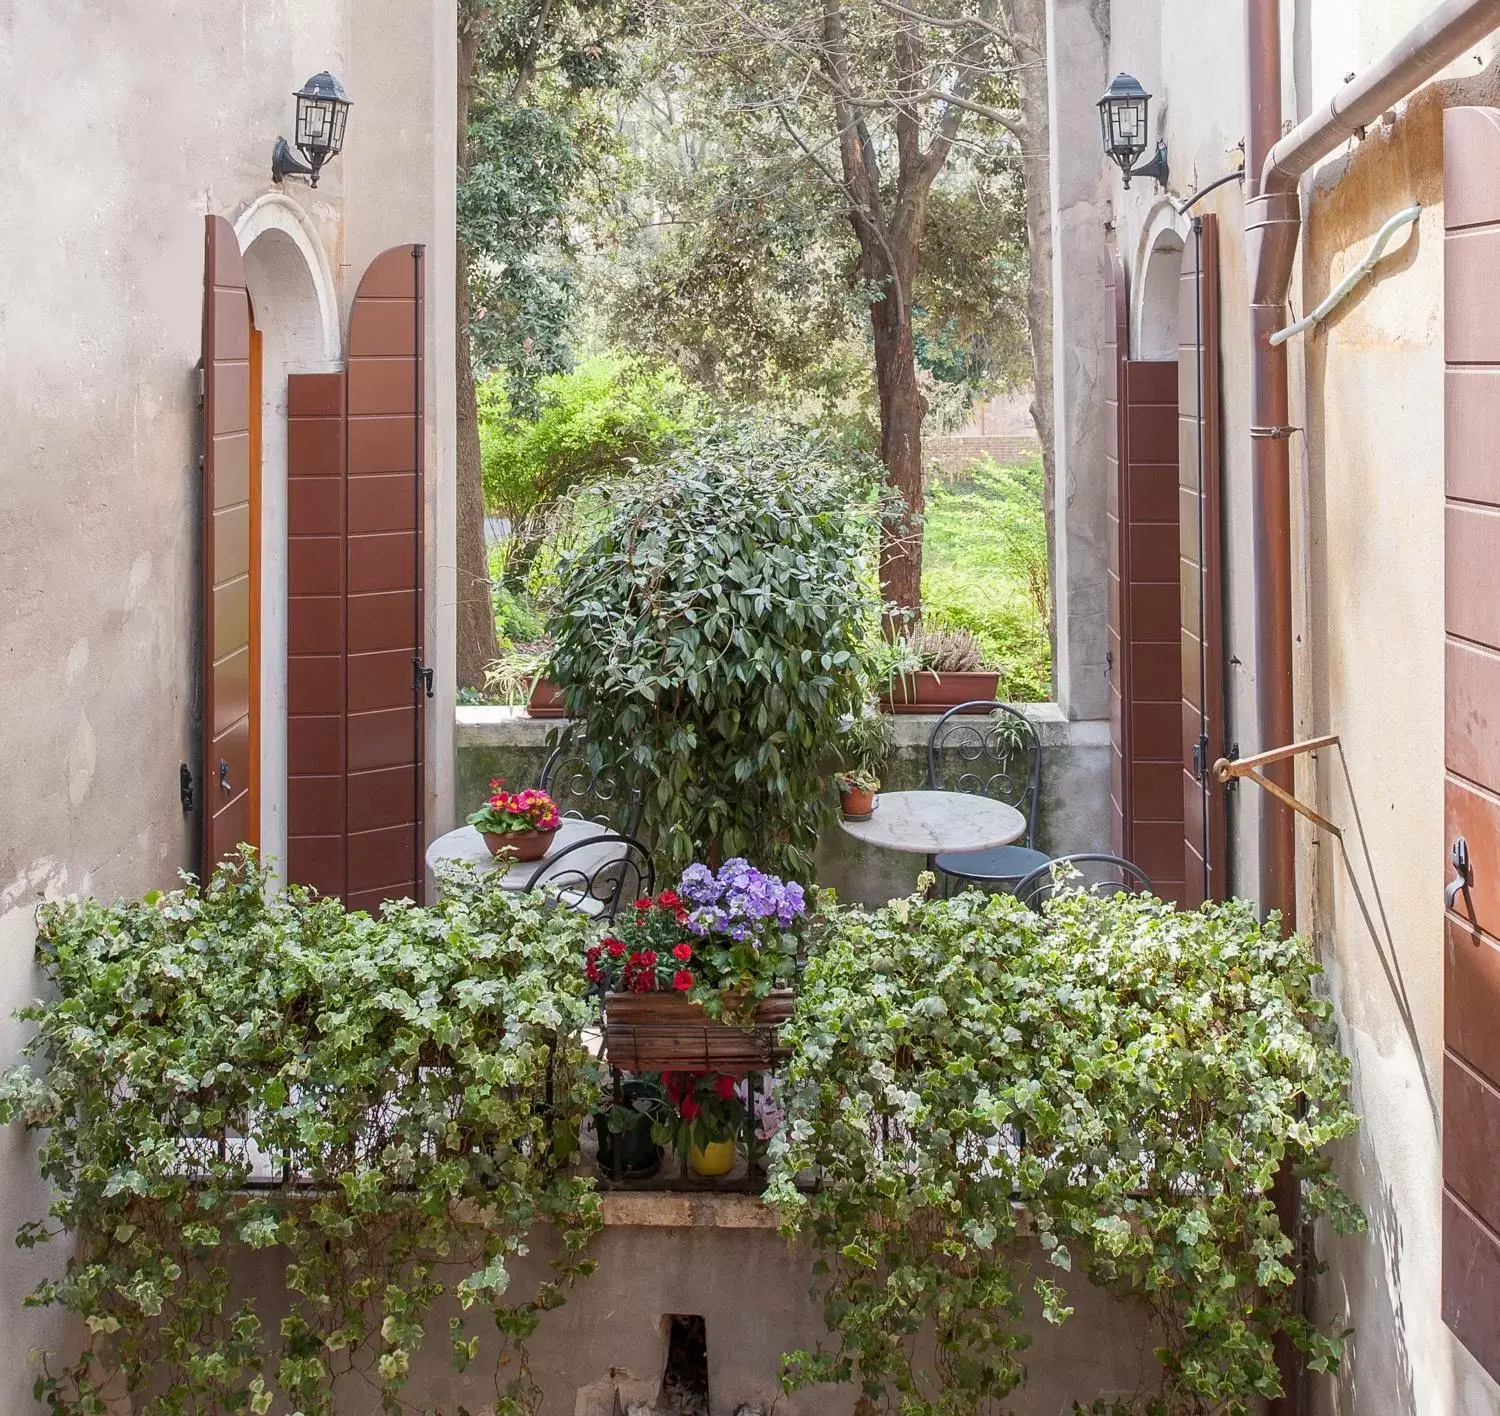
0, 856, 602, 1416
545, 421, 882, 879
767, 888, 1364, 1415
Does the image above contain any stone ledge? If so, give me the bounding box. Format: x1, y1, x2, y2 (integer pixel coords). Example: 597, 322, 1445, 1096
456, 702, 1107, 752
598, 1191, 781, 1229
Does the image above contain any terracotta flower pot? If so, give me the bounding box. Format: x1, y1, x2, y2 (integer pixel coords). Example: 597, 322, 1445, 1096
481, 826, 556, 862
840, 787, 876, 820
688, 1139, 736, 1178
880, 670, 1001, 715
526, 678, 566, 718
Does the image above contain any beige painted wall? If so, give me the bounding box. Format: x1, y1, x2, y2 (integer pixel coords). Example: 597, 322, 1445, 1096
0, 2, 455, 1406
1063, 0, 1500, 1409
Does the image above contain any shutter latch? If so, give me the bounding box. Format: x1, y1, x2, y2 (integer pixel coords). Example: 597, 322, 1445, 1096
1447, 836, 1474, 916
412, 659, 435, 699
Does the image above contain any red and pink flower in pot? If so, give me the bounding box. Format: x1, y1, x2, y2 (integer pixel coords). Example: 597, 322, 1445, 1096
466, 780, 562, 862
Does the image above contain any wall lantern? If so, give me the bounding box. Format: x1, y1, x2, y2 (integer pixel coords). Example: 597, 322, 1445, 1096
1097, 73, 1169, 190
271, 72, 352, 188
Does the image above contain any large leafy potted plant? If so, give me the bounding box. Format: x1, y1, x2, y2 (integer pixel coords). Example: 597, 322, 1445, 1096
546, 420, 879, 879
589, 861, 804, 1071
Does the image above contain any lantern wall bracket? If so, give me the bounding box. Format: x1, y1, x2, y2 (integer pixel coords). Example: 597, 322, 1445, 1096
271, 137, 315, 185
1122, 140, 1170, 191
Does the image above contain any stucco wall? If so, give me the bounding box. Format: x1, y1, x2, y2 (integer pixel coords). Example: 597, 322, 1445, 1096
0, 4, 455, 1406
1064, 0, 1500, 1409
227, 1198, 1159, 1414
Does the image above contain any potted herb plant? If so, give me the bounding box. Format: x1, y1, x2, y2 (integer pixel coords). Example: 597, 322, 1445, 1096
466, 781, 562, 861
589, 862, 804, 1071
662, 1071, 743, 1177
836, 703, 891, 819
484, 645, 565, 718
835, 770, 879, 821
879, 627, 1001, 714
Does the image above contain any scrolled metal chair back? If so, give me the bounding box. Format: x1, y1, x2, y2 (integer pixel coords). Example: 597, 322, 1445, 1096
540, 726, 644, 837
524, 834, 655, 922
927, 701, 1042, 847
1013, 853, 1154, 910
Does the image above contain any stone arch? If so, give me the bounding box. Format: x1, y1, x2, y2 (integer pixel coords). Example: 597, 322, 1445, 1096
1135, 224, 1186, 361
234, 197, 341, 879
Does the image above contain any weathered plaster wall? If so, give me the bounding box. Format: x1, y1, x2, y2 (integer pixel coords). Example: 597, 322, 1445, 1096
0, 4, 454, 1406
1072, 0, 1500, 1409
1046, 0, 1112, 723
453, 706, 1112, 907
231, 1200, 1160, 1414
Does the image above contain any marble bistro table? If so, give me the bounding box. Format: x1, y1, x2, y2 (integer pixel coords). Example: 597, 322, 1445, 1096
425, 818, 629, 912
836, 790, 1027, 883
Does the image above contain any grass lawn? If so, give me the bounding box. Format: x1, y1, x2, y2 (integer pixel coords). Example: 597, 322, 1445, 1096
921, 456, 1052, 701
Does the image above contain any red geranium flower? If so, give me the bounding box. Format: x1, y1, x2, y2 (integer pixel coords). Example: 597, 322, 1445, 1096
634, 897, 653, 911
638, 950, 658, 966
713, 1074, 737, 1100
680, 1095, 701, 1121
606, 938, 626, 957
675, 907, 690, 925
656, 889, 681, 909
672, 969, 694, 992
672, 942, 693, 962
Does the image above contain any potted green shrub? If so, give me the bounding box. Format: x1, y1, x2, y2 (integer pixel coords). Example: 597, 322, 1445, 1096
545, 421, 878, 879
466, 781, 562, 861
593, 1073, 667, 1181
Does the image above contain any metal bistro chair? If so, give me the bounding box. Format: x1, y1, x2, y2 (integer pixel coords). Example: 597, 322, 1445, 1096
1013, 853, 1154, 911
523, 833, 655, 922
927, 701, 1049, 895
540, 725, 645, 838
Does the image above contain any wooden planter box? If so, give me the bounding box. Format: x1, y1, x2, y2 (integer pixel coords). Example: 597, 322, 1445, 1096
526, 678, 567, 718
603, 991, 794, 1072
881, 670, 1000, 715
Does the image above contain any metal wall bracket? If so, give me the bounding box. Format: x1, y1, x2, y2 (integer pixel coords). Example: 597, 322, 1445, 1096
1213, 733, 1342, 837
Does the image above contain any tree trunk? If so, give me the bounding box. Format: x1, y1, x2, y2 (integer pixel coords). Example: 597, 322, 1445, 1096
870, 286, 926, 618
1008, 0, 1058, 693
455, 20, 501, 689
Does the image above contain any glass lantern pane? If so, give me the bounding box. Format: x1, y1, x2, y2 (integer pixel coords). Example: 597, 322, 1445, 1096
298, 99, 333, 150
1115, 101, 1142, 145
330, 104, 348, 153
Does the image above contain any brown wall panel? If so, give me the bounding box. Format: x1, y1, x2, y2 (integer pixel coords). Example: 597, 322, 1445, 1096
1443, 106, 1500, 1382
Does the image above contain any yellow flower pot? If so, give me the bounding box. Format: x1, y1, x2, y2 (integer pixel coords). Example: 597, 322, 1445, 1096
688, 1139, 735, 1178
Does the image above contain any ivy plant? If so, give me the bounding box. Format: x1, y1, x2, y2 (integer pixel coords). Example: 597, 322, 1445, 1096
0, 855, 603, 1416
767, 887, 1364, 1415
545, 420, 882, 879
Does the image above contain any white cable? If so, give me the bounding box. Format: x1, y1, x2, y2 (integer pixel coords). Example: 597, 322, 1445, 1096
1269, 203, 1422, 347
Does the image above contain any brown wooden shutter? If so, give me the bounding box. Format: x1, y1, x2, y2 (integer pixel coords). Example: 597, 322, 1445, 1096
1442, 104, 1500, 1382
1106, 248, 1130, 857
1107, 246, 1186, 899
286, 372, 348, 897
1121, 357, 1184, 902
344, 245, 427, 911
1179, 214, 1226, 906
201, 216, 254, 872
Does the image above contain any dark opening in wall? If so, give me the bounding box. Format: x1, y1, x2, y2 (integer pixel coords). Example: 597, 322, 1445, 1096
660, 1314, 709, 1415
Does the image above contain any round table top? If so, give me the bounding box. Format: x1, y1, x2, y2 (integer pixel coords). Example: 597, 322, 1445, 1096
837, 790, 1026, 855
426, 817, 621, 892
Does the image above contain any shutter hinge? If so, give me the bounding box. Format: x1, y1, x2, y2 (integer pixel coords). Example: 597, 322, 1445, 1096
1191, 733, 1210, 783
180, 763, 195, 812
195, 362, 205, 408
413, 658, 435, 699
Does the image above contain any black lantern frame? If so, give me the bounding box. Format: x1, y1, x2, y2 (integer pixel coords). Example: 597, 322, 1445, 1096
1097, 73, 1169, 191
272, 72, 352, 189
